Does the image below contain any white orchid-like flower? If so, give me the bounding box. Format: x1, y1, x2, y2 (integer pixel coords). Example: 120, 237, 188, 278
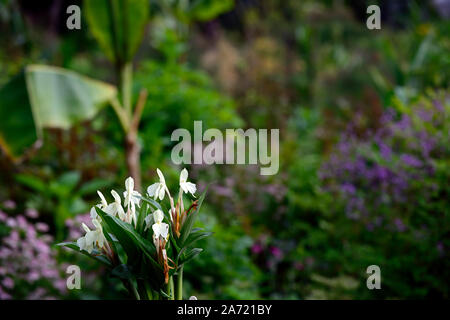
151, 209, 169, 242
77, 219, 106, 254
104, 190, 126, 221
147, 169, 168, 201
179, 168, 196, 197
90, 191, 109, 220
123, 177, 141, 225
123, 177, 141, 210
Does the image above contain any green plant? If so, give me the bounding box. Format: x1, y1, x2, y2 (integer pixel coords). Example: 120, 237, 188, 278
59, 169, 212, 300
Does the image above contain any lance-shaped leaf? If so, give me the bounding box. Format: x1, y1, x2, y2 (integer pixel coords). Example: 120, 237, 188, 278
84, 0, 149, 64
95, 207, 161, 271
183, 230, 213, 248
57, 242, 113, 267
178, 248, 203, 266
179, 187, 208, 246
0, 65, 117, 158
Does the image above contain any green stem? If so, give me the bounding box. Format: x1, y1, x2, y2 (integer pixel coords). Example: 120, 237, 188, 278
176, 266, 183, 300
145, 281, 154, 300
120, 62, 133, 115
169, 276, 175, 300
129, 279, 140, 300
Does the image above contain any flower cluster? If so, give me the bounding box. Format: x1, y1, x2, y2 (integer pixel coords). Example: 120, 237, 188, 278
62, 168, 207, 300
320, 93, 449, 232
0, 208, 66, 299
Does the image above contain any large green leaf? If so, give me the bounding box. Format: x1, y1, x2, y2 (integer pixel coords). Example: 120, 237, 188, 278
0, 72, 37, 157
25, 65, 116, 131
84, 0, 149, 64
0, 65, 117, 158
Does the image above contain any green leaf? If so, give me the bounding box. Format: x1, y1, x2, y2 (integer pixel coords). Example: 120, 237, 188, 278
179, 187, 208, 246
15, 173, 47, 193
183, 231, 213, 248
78, 178, 112, 196
25, 65, 116, 132
84, 0, 149, 63
95, 207, 139, 263
139, 195, 163, 212
188, 0, 234, 22
178, 248, 203, 266
57, 242, 112, 267
0, 65, 117, 158
0, 72, 36, 158
159, 288, 171, 299
95, 207, 161, 270
56, 171, 81, 190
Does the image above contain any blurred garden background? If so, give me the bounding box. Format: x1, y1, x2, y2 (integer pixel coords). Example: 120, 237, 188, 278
0, 0, 449, 299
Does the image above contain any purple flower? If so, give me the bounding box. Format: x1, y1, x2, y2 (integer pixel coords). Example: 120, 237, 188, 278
379, 142, 392, 160
400, 154, 422, 168
341, 183, 356, 195
251, 243, 264, 255
269, 246, 283, 259
394, 218, 407, 232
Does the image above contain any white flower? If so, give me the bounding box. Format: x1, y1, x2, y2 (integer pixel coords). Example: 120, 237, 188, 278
147, 168, 168, 201
90, 191, 109, 220
123, 177, 141, 225
151, 209, 169, 242
104, 190, 126, 221
179, 168, 196, 197
77, 219, 106, 254
123, 177, 141, 210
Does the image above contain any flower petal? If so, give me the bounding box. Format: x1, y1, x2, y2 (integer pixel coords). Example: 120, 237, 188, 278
97, 191, 108, 208
153, 210, 164, 224
111, 190, 121, 205
147, 182, 159, 197
180, 168, 188, 183
156, 168, 166, 184
125, 177, 134, 192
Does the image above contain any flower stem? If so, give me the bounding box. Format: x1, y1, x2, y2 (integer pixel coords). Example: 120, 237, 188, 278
130, 279, 140, 300
176, 266, 183, 300
168, 276, 175, 300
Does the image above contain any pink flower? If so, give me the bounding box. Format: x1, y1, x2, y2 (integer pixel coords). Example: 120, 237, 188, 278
269, 246, 283, 259
2, 277, 14, 289
3, 200, 16, 209
251, 243, 264, 254
0, 210, 7, 222
25, 208, 39, 219
36, 223, 49, 233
